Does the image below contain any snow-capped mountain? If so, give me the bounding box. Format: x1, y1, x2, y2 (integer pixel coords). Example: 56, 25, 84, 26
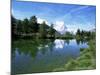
37, 18, 67, 34
54, 21, 67, 34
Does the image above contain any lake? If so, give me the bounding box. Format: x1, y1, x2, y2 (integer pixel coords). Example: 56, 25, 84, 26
11, 39, 88, 74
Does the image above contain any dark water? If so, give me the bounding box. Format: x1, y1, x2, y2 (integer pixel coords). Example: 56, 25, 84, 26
11, 39, 88, 74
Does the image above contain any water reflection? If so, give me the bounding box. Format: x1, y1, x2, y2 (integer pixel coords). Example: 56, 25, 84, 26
76, 39, 88, 45
12, 39, 88, 74
65, 39, 70, 45
54, 39, 65, 48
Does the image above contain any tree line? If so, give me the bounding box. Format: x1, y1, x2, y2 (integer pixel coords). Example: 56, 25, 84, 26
12, 15, 95, 40
76, 29, 95, 40
12, 15, 55, 39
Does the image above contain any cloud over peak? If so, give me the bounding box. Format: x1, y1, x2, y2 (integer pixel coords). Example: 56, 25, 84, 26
37, 18, 49, 25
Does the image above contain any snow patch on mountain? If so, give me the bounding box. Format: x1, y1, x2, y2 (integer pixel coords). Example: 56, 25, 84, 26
54, 21, 67, 34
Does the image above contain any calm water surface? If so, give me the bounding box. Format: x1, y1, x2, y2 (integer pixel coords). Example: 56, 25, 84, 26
11, 39, 88, 74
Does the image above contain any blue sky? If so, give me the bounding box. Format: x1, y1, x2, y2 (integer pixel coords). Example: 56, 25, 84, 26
12, 0, 96, 33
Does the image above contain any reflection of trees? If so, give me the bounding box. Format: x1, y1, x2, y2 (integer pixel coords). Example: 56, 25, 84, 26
80, 40, 86, 44
12, 39, 55, 58
65, 39, 70, 45
38, 39, 49, 46
37, 39, 55, 55
40, 47, 47, 55
76, 39, 87, 45
76, 39, 81, 45
48, 39, 55, 52
12, 40, 39, 59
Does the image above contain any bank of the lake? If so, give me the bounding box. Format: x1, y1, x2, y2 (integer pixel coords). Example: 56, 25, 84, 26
53, 39, 96, 71
12, 39, 89, 74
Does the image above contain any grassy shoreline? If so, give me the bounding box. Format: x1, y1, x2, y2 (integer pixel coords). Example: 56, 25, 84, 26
53, 39, 96, 71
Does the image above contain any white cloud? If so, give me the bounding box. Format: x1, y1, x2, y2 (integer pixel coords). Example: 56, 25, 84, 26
37, 18, 49, 25
66, 25, 78, 34
54, 21, 67, 34
66, 23, 96, 34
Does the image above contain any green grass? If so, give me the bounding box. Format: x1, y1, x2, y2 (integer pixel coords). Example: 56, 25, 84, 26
53, 39, 96, 71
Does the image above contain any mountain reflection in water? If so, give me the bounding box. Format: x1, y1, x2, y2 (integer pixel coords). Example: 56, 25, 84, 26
12, 39, 88, 74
